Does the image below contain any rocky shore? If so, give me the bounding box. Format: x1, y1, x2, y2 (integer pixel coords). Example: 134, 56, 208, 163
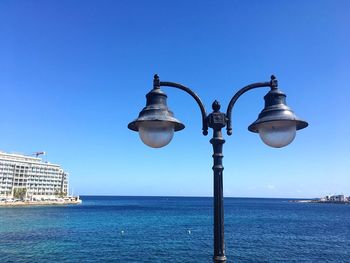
290, 199, 349, 204
0, 197, 82, 207
291, 194, 350, 204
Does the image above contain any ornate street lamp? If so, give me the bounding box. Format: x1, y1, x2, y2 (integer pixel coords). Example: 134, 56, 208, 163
128, 74, 308, 262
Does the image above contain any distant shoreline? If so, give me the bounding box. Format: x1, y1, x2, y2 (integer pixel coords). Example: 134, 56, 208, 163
290, 199, 350, 204
0, 197, 82, 207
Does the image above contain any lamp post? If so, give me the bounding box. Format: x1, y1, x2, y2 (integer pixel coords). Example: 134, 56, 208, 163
128, 74, 308, 262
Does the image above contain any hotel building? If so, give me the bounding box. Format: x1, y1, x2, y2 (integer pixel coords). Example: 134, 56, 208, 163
0, 151, 68, 199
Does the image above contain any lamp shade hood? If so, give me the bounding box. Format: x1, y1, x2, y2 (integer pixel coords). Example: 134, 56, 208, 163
128, 88, 185, 132
248, 88, 308, 133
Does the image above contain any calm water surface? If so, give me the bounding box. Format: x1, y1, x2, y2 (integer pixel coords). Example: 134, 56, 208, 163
0, 196, 349, 262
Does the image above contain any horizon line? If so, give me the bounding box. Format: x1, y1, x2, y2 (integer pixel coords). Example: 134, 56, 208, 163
77, 194, 314, 199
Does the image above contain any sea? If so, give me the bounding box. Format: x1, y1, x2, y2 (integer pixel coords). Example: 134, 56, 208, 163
0, 196, 349, 263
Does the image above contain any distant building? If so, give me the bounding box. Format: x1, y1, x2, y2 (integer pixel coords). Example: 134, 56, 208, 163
320, 194, 348, 203
0, 151, 68, 199
330, 195, 345, 202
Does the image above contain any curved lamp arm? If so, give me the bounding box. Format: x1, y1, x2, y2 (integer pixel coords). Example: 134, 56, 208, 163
153, 75, 209, 135
226, 75, 277, 135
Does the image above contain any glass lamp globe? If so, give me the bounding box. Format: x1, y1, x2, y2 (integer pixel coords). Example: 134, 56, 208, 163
257, 120, 296, 148
138, 121, 175, 148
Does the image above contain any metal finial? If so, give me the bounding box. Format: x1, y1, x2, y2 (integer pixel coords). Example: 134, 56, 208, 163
270, 75, 278, 89
212, 100, 221, 112
153, 74, 160, 89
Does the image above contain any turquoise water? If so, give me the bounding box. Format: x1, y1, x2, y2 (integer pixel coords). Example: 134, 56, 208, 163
0, 196, 349, 262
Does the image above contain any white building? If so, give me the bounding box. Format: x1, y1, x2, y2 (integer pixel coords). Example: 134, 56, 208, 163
0, 151, 68, 199
330, 195, 345, 202
320, 195, 348, 203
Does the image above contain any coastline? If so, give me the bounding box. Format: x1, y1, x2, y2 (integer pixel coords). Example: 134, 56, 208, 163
0, 197, 82, 207
290, 199, 350, 204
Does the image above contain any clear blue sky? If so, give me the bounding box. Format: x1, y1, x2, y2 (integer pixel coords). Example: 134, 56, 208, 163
1, 0, 349, 198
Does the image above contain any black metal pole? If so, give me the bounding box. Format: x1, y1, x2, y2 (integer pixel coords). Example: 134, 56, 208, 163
208, 101, 227, 263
